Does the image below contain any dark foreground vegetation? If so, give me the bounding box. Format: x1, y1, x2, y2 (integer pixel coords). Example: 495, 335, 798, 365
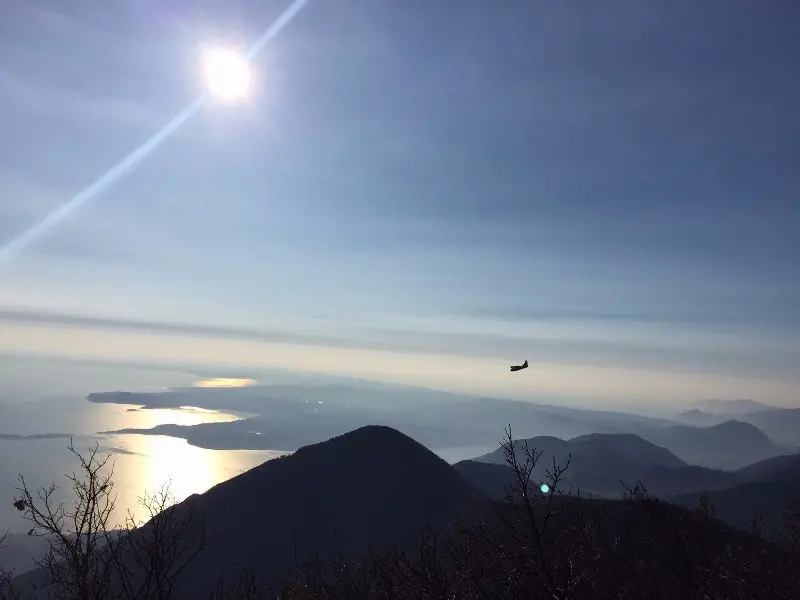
1, 428, 798, 600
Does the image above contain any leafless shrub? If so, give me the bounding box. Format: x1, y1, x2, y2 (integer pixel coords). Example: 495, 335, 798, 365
282, 428, 800, 600
108, 483, 206, 600
0, 531, 15, 598
5, 432, 799, 600
9, 439, 209, 600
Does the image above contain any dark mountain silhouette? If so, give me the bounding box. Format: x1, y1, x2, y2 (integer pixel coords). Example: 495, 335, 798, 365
458, 459, 738, 500
665, 453, 799, 533
566, 433, 685, 468
93, 426, 479, 597
453, 460, 518, 497
10, 426, 798, 599
670, 475, 800, 535
736, 452, 800, 483
475, 433, 685, 469
460, 450, 800, 533
465, 433, 735, 497
634, 420, 788, 470
462, 460, 740, 498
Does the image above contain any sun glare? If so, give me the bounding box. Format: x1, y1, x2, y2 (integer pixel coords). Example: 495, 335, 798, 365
202, 47, 252, 101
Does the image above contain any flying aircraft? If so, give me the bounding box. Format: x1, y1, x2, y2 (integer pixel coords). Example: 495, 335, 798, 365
510, 359, 528, 372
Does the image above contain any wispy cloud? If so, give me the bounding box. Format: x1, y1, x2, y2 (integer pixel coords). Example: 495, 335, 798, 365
459, 304, 800, 332
0, 307, 797, 383
1, 318, 798, 411
0, 68, 155, 128
0, 308, 356, 349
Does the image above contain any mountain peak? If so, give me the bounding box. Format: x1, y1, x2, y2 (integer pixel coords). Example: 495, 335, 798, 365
704, 420, 771, 439
163, 426, 480, 595
294, 424, 416, 454
473, 432, 686, 477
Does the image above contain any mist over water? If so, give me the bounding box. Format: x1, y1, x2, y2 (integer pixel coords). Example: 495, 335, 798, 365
0, 355, 506, 535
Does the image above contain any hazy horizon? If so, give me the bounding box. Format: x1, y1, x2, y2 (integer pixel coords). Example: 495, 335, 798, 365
3, 351, 798, 414
0, 356, 505, 534
0, 353, 796, 539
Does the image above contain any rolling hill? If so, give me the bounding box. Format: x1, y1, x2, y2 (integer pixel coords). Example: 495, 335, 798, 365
634, 420, 788, 470
668, 452, 800, 533
466, 432, 738, 497
475, 432, 685, 470
459, 442, 800, 534
734, 408, 800, 449
675, 406, 800, 450
736, 452, 800, 482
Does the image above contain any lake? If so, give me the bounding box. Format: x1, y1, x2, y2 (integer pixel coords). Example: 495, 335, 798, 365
0, 357, 285, 533
0, 356, 494, 534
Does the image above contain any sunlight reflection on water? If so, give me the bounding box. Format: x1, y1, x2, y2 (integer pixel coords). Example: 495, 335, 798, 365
91, 403, 287, 524
89, 401, 246, 430
0, 398, 288, 530
101, 433, 288, 524
0, 357, 293, 531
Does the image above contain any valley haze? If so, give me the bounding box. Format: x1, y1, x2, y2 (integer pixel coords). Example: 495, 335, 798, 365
85, 383, 798, 466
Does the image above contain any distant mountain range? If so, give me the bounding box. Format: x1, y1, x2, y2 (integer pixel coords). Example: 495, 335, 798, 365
632, 420, 787, 470
457, 432, 799, 531
693, 399, 780, 415
105, 412, 787, 473
471, 433, 691, 495
473, 422, 788, 473
464, 433, 737, 497
87, 387, 797, 469
90, 389, 679, 453
675, 406, 800, 449
668, 451, 800, 534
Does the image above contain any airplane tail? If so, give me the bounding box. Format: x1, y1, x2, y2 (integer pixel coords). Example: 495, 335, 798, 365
523, 360, 528, 367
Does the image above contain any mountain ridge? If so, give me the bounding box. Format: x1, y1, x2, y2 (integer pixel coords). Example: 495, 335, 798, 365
8, 425, 798, 599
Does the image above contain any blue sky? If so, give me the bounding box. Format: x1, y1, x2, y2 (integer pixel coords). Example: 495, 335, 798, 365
0, 0, 798, 409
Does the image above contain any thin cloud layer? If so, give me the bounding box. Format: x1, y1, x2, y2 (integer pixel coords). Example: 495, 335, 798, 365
0, 1, 797, 410
0, 307, 797, 382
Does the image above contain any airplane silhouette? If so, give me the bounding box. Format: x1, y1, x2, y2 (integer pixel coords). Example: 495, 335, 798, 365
510, 359, 528, 372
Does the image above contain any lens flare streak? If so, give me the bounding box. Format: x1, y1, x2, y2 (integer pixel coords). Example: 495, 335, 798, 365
0, 97, 206, 265
0, 0, 310, 266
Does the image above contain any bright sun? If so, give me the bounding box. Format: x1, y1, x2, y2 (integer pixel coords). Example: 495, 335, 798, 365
202, 47, 252, 101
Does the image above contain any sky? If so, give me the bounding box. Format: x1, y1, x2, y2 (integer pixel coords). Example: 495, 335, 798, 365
0, 0, 798, 410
